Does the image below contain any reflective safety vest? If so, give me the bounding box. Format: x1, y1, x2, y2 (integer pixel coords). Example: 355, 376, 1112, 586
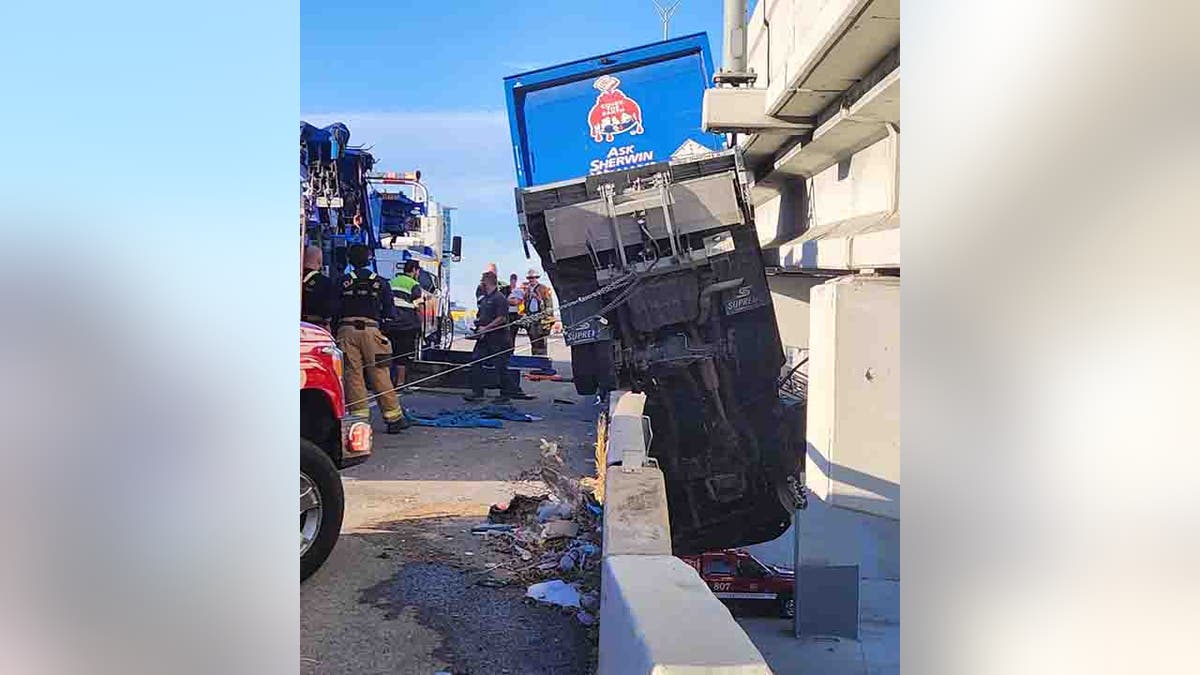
390, 273, 420, 310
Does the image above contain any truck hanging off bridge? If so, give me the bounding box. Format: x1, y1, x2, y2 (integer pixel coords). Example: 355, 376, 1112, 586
504, 34, 805, 554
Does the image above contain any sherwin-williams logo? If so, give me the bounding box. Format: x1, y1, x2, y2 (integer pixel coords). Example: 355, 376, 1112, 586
588, 75, 644, 142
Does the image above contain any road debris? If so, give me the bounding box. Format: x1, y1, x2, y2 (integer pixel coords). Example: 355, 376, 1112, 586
471, 523, 516, 534
463, 437, 606, 642
541, 520, 580, 540
536, 500, 574, 522
410, 404, 544, 429
526, 580, 582, 608
488, 494, 550, 524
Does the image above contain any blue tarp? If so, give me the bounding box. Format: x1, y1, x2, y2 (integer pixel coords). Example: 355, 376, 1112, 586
410, 405, 542, 429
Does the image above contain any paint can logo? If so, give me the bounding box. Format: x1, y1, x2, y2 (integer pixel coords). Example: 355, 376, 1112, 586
588, 75, 645, 142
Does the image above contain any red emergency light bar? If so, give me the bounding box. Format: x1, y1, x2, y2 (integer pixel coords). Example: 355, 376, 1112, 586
368, 170, 422, 184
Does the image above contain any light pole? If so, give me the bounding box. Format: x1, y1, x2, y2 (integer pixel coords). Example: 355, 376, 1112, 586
652, 0, 682, 40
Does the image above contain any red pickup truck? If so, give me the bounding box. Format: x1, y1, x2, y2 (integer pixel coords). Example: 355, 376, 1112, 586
680, 549, 796, 618
301, 321, 373, 580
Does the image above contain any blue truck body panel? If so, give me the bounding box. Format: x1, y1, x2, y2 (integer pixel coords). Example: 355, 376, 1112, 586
503, 33, 724, 188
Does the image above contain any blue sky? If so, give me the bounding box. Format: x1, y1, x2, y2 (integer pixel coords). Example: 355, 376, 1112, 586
302, 0, 728, 303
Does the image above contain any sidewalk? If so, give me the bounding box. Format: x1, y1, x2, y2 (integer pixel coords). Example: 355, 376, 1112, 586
737, 617, 899, 675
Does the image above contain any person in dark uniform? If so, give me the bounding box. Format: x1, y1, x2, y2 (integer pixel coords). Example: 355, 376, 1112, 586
386, 259, 423, 388
475, 262, 511, 303
301, 245, 334, 329
334, 244, 410, 433
464, 270, 523, 403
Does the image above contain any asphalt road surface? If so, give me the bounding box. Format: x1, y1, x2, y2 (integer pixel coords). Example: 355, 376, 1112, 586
301, 336, 600, 675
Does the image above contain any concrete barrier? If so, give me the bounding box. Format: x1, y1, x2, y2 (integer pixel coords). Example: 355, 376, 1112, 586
601, 555, 772, 674
599, 391, 772, 674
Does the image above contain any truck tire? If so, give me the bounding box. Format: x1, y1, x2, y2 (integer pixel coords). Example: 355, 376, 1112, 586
301, 438, 344, 581
779, 594, 796, 619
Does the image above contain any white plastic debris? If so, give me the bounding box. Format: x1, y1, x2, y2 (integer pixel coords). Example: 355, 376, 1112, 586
525, 579, 582, 608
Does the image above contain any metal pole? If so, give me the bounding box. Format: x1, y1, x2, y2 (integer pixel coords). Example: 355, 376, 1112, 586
793, 505, 802, 637
722, 0, 747, 75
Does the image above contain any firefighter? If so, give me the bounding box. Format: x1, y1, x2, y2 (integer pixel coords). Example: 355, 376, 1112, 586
301, 245, 333, 329
334, 244, 410, 433
523, 268, 554, 357
387, 259, 423, 388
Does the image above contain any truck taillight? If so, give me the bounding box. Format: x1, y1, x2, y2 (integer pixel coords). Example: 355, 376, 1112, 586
323, 345, 343, 380
347, 422, 372, 454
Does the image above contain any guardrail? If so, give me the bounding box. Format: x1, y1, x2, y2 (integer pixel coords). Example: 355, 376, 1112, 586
599, 391, 772, 674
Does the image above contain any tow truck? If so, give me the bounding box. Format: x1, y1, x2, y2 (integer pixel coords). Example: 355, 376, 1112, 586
365, 170, 461, 350
299, 121, 377, 581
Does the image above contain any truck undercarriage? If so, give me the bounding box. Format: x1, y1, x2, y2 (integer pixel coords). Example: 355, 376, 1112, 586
517, 151, 802, 553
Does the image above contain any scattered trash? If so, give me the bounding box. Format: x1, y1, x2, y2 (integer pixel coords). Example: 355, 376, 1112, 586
472, 523, 516, 534
525, 580, 582, 608
552, 398, 576, 405
488, 494, 550, 524
580, 593, 599, 612
473, 439, 606, 627
541, 520, 580, 540
475, 578, 509, 588
536, 500, 574, 522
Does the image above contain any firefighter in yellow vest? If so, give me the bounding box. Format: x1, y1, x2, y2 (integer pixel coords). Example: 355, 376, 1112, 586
387, 259, 424, 388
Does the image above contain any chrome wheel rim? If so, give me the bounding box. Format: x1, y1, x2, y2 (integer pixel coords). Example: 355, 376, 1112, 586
300, 472, 322, 557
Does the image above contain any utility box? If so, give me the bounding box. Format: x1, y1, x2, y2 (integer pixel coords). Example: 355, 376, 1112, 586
805, 275, 899, 519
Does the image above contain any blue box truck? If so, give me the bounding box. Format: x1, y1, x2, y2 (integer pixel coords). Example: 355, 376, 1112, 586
504, 34, 803, 554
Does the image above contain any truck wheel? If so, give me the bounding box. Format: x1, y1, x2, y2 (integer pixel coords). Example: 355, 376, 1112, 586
779, 595, 796, 619
301, 438, 344, 581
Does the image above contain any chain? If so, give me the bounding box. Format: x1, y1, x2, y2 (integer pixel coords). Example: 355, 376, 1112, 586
787, 474, 808, 511
510, 271, 637, 329
345, 271, 642, 407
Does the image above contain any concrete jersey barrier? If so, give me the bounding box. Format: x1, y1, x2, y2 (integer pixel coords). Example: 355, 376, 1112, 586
599, 391, 772, 674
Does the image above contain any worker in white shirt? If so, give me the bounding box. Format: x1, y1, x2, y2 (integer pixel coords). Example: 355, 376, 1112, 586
507, 272, 524, 346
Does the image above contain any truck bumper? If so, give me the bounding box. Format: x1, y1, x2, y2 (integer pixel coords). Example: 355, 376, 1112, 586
338, 414, 373, 469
